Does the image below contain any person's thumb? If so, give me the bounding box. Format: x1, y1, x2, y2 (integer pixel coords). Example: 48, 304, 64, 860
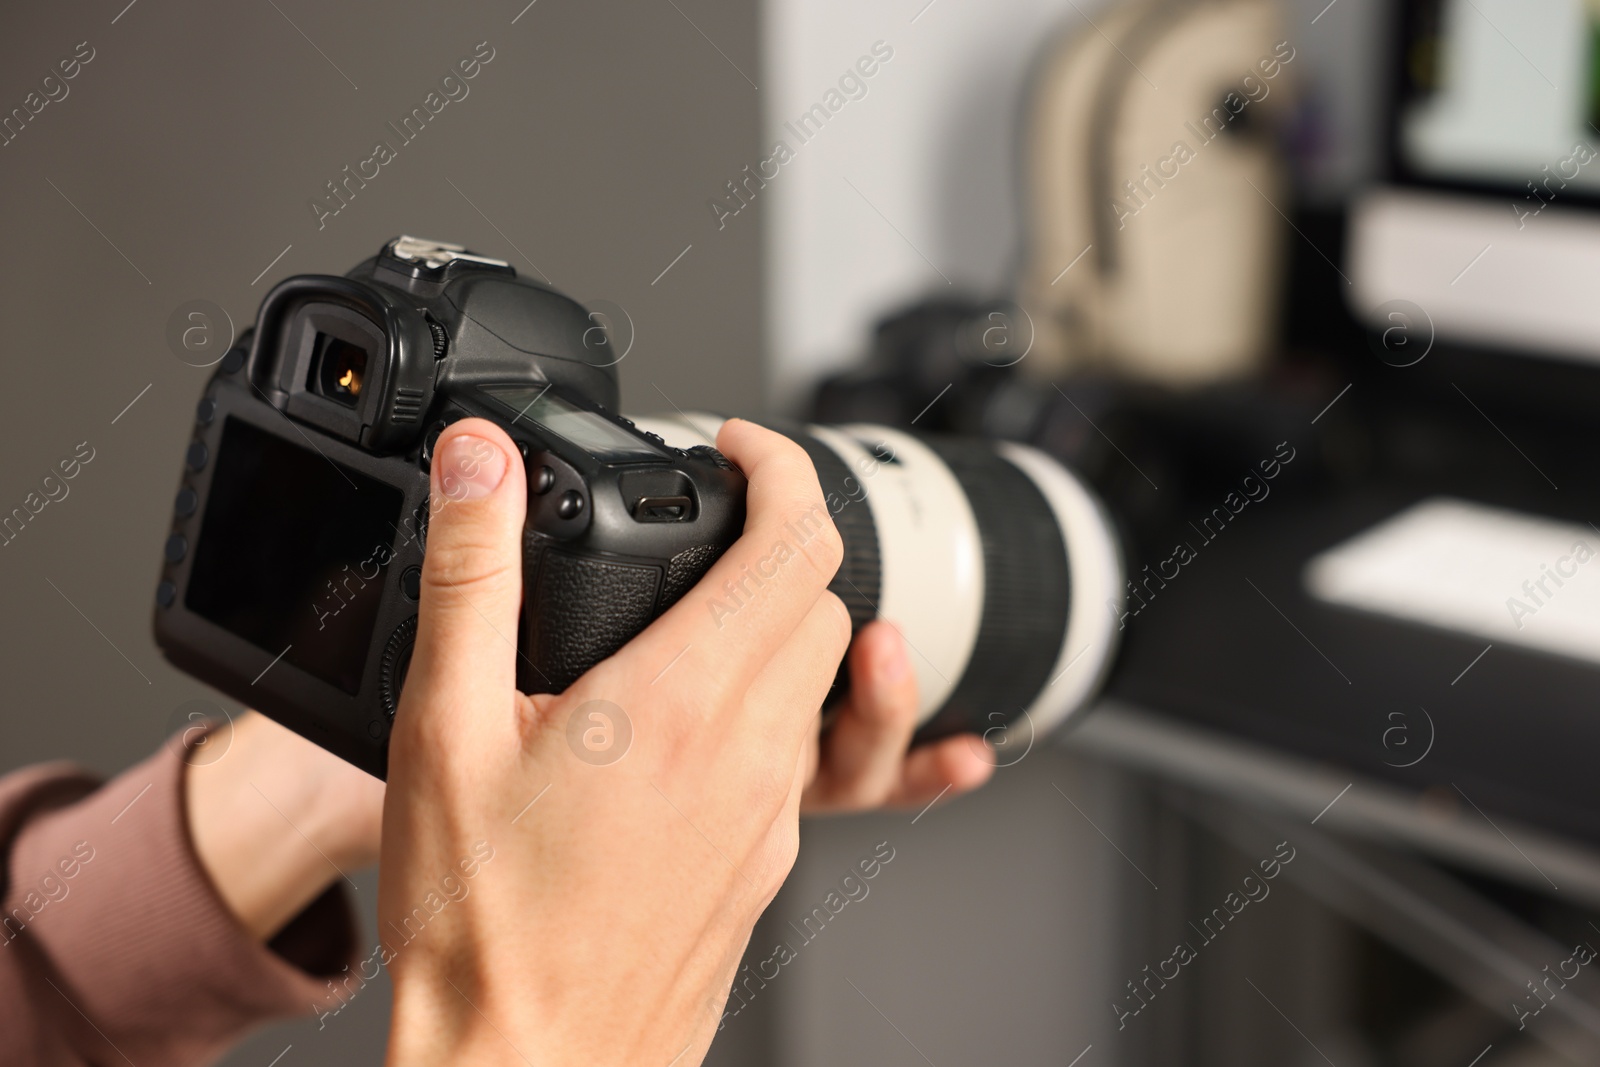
403, 418, 527, 735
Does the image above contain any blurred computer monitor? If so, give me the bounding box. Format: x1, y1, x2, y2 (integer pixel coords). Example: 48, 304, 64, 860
1349, 0, 1600, 366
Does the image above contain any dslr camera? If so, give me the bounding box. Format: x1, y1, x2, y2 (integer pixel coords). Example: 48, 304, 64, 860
154, 237, 1123, 778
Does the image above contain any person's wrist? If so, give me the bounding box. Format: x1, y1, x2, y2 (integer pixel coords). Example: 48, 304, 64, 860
186, 711, 381, 939
269, 733, 384, 870
198, 712, 374, 862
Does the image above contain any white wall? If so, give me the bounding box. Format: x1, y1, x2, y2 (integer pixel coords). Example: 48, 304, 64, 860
759, 0, 1113, 410
758, 0, 1386, 411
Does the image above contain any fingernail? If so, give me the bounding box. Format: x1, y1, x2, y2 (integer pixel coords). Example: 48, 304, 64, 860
434, 434, 507, 501
875, 628, 910, 683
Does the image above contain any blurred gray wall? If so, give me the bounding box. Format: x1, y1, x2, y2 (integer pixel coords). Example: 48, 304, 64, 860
764, 749, 1130, 1066
0, 0, 762, 1062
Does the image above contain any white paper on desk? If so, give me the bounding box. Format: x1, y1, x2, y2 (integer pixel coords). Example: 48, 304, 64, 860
1304, 497, 1600, 667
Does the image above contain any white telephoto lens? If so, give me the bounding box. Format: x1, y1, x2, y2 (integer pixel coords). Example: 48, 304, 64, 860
630, 414, 1124, 746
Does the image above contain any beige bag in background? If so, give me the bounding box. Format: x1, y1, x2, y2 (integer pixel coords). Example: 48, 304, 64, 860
1017, 0, 1292, 385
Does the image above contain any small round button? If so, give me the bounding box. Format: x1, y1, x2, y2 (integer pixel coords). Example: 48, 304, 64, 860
557, 490, 585, 520
185, 441, 208, 472
196, 398, 216, 425
420, 420, 450, 470
534, 465, 556, 494
401, 565, 422, 601
155, 580, 176, 607
164, 534, 188, 563
220, 349, 245, 374
174, 488, 198, 517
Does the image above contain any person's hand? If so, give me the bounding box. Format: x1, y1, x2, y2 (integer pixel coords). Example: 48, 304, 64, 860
380, 417, 849, 1067
181, 438, 992, 952
186, 710, 384, 940
800, 619, 993, 813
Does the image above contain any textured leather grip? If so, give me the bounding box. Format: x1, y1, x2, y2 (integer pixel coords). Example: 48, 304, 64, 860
519, 538, 725, 693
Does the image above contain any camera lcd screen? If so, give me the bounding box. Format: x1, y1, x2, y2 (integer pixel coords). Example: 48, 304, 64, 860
186, 417, 403, 694
482, 384, 667, 463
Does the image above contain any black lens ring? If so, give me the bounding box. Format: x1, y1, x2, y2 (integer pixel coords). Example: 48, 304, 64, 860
912, 437, 1072, 744
763, 422, 882, 636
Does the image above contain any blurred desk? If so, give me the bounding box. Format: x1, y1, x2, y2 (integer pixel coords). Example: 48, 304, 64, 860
1064, 480, 1600, 903
1063, 700, 1600, 907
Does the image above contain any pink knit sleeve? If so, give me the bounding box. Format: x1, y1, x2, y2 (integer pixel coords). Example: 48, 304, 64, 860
0, 738, 361, 1066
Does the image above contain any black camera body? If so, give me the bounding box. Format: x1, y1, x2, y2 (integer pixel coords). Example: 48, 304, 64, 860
154, 237, 745, 778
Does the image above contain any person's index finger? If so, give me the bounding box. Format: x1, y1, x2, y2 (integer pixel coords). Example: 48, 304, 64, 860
718, 418, 833, 535
625, 420, 844, 697
714, 416, 845, 600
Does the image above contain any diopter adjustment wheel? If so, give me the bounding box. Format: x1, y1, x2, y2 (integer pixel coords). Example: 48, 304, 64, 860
685, 444, 735, 471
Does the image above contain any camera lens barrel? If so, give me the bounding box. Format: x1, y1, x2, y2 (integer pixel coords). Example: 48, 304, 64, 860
632, 414, 1125, 747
